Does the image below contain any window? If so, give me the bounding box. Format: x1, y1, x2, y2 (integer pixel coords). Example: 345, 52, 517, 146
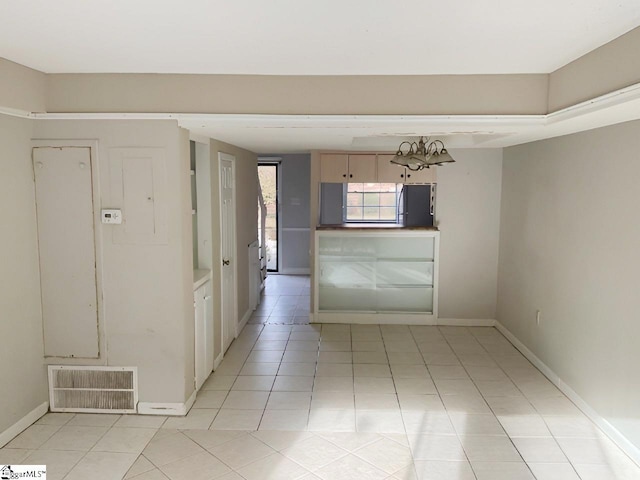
344, 183, 400, 222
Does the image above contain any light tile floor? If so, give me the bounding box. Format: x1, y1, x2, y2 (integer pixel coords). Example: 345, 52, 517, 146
247, 274, 310, 325
3, 276, 640, 479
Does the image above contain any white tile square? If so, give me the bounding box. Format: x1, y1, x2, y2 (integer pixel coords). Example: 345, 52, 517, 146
66, 414, 121, 427
142, 431, 204, 467
283, 350, 319, 363
65, 451, 137, 480
221, 390, 269, 409
251, 430, 315, 451
231, 375, 275, 391
259, 409, 309, 431
273, 375, 315, 392
39, 425, 108, 451
311, 391, 355, 409
35, 413, 75, 426
237, 452, 310, 480
353, 351, 388, 364
408, 434, 466, 461
308, 409, 356, 432
23, 449, 84, 480
240, 362, 281, 376
287, 340, 320, 351
115, 415, 167, 429
356, 409, 405, 433
448, 413, 506, 436
267, 392, 312, 410
202, 375, 237, 391
193, 390, 228, 408
316, 363, 353, 377
6, 425, 60, 449
512, 436, 567, 463
398, 394, 445, 412
390, 364, 430, 378
413, 460, 476, 480
208, 434, 274, 468
319, 341, 352, 352
210, 409, 263, 430
428, 366, 469, 380
353, 377, 395, 394
353, 437, 413, 474
401, 412, 455, 435
395, 377, 437, 395
160, 451, 231, 480
315, 454, 388, 480
459, 435, 521, 462
352, 342, 385, 352
282, 435, 348, 471
182, 429, 246, 449
278, 362, 317, 376
313, 376, 354, 393
527, 463, 580, 480
496, 414, 551, 436
352, 364, 391, 377
92, 427, 156, 454
387, 352, 424, 365
355, 394, 399, 410
470, 462, 535, 480
442, 394, 491, 414
318, 352, 353, 364
434, 379, 478, 396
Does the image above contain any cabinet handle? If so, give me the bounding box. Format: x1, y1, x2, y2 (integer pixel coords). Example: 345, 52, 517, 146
222, 259, 230, 266
349, 174, 353, 178
400, 174, 404, 178
407, 174, 411, 178
342, 174, 347, 178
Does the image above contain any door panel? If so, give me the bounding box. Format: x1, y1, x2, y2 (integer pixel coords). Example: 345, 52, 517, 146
220, 155, 236, 353
33, 147, 99, 358
348, 155, 376, 182
377, 154, 405, 183
320, 154, 348, 182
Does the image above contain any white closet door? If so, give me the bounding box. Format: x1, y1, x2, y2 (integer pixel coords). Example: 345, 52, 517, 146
33, 147, 99, 358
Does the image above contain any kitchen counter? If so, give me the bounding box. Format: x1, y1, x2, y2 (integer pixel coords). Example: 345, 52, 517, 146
193, 269, 212, 290
316, 224, 439, 231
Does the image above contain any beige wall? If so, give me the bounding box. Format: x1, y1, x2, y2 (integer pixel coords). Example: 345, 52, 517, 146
437, 149, 503, 319
209, 139, 258, 360
549, 26, 640, 111
45, 73, 548, 115
0, 59, 46, 113
33, 119, 195, 405
498, 120, 640, 449
0, 114, 47, 436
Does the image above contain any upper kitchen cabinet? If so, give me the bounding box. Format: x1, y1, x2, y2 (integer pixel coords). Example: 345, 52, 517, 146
377, 154, 437, 184
347, 154, 377, 182
320, 154, 377, 183
320, 154, 348, 182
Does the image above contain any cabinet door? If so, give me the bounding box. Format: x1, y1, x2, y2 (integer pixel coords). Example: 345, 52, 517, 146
377, 154, 406, 183
320, 154, 348, 182
405, 167, 437, 184
194, 285, 206, 391
348, 155, 376, 182
204, 281, 214, 376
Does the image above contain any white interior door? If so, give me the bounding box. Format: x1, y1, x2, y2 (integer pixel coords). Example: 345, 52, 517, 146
33, 147, 99, 358
219, 153, 237, 353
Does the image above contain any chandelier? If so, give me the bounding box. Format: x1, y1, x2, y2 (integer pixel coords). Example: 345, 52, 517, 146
390, 137, 455, 171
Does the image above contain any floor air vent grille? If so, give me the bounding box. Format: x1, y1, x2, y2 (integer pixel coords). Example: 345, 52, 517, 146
48, 366, 138, 413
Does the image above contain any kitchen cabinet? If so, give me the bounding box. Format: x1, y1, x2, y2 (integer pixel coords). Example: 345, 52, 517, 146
376, 154, 437, 184
194, 274, 213, 391
320, 154, 377, 183
314, 229, 439, 324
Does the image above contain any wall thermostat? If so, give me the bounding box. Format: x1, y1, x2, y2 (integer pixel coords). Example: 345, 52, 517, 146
101, 209, 122, 224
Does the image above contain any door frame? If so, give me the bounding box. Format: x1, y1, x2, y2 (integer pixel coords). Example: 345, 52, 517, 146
218, 152, 238, 350
257, 159, 281, 273
32, 139, 107, 366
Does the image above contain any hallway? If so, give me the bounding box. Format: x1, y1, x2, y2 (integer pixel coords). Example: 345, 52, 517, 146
3, 312, 640, 479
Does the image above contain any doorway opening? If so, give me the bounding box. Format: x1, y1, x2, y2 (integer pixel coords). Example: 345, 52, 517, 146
258, 162, 279, 272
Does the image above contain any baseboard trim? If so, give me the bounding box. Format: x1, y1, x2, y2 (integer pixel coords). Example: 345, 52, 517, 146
279, 268, 310, 275
437, 318, 496, 327
137, 390, 197, 417
495, 321, 640, 467
238, 308, 252, 334
213, 351, 224, 371
0, 401, 49, 448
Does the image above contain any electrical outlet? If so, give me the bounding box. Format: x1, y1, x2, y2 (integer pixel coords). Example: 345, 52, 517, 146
536, 310, 541, 326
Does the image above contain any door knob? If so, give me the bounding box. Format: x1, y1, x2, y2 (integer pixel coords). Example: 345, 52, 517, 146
222, 259, 230, 266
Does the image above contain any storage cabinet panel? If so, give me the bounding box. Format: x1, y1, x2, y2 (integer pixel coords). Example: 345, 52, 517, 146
316, 231, 439, 317
405, 167, 437, 184
348, 155, 377, 182
33, 147, 100, 359
320, 154, 348, 182
377, 154, 405, 183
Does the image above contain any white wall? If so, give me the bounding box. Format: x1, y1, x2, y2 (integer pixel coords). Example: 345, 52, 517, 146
33, 119, 194, 405
498, 120, 640, 449
436, 148, 503, 320
0, 114, 47, 436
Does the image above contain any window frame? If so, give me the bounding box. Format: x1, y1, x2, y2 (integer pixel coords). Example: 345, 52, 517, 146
342, 182, 400, 224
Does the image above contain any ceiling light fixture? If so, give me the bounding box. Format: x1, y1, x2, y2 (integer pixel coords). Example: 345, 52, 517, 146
391, 137, 455, 170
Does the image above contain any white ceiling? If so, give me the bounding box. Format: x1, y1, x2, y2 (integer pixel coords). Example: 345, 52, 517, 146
1, 0, 639, 75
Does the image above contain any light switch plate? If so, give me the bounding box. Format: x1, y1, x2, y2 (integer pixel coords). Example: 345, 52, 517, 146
101, 209, 122, 224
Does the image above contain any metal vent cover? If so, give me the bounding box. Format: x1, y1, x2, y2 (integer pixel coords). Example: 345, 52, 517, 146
48, 366, 138, 413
